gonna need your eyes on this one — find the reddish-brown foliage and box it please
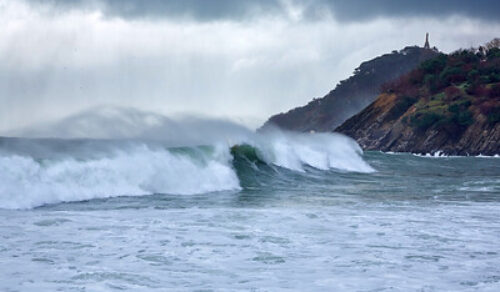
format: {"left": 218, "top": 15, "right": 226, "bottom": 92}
{"left": 479, "top": 100, "right": 499, "bottom": 115}
{"left": 444, "top": 86, "right": 461, "bottom": 100}
{"left": 381, "top": 70, "right": 423, "bottom": 98}
{"left": 490, "top": 83, "right": 500, "bottom": 98}
{"left": 467, "top": 84, "right": 490, "bottom": 97}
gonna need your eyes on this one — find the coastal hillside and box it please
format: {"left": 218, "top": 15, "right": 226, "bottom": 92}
{"left": 336, "top": 40, "right": 500, "bottom": 155}
{"left": 262, "top": 45, "right": 439, "bottom": 132}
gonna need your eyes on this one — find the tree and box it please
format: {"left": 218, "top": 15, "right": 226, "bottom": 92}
{"left": 445, "top": 86, "right": 461, "bottom": 100}
{"left": 485, "top": 38, "right": 500, "bottom": 50}
{"left": 490, "top": 84, "right": 500, "bottom": 98}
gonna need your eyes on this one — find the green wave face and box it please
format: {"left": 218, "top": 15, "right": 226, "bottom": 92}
{"left": 0, "top": 133, "right": 376, "bottom": 209}
{"left": 230, "top": 144, "right": 265, "bottom": 164}
{"left": 230, "top": 144, "right": 277, "bottom": 189}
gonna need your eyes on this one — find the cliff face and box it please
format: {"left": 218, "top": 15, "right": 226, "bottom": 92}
{"left": 337, "top": 47, "right": 500, "bottom": 155}
{"left": 262, "top": 46, "right": 439, "bottom": 132}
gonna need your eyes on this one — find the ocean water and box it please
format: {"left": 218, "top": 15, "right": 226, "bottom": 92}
{"left": 0, "top": 133, "right": 499, "bottom": 291}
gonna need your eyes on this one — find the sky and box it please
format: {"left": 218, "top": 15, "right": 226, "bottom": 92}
{"left": 1, "top": 0, "right": 499, "bottom": 133}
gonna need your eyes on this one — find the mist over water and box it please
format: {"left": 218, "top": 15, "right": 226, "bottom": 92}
{"left": 0, "top": 106, "right": 373, "bottom": 209}
{"left": 8, "top": 106, "right": 255, "bottom": 145}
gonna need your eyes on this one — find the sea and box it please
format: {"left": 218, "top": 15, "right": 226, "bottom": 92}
{"left": 0, "top": 131, "right": 499, "bottom": 291}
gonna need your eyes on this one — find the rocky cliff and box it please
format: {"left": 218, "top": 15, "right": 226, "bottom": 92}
{"left": 262, "top": 46, "right": 439, "bottom": 132}
{"left": 337, "top": 45, "right": 500, "bottom": 155}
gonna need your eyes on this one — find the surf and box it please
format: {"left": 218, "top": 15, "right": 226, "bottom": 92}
{"left": 0, "top": 131, "right": 373, "bottom": 209}
{"left": 0, "top": 107, "right": 375, "bottom": 209}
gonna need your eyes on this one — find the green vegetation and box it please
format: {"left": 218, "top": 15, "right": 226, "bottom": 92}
{"left": 410, "top": 112, "right": 446, "bottom": 131}
{"left": 381, "top": 40, "right": 500, "bottom": 133}
{"left": 386, "top": 96, "right": 417, "bottom": 120}
{"left": 410, "top": 96, "right": 474, "bottom": 133}
{"left": 488, "top": 109, "right": 500, "bottom": 124}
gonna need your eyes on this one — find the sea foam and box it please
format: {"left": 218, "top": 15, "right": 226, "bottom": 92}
{"left": 255, "top": 131, "right": 375, "bottom": 173}
{"left": 0, "top": 130, "right": 373, "bottom": 209}
{"left": 0, "top": 144, "right": 240, "bottom": 209}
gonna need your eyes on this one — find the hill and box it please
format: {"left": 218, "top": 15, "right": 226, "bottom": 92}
{"left": 262, "top": 45, "right": 439, "bottom": 132}
{"left": 336, "top": 40, "right": 500, "bottom": 155}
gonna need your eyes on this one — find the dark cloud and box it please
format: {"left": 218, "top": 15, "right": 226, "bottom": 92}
{"left": 26, "top": 0, "right": 285, "bottom": 21}
{"left": 25, "top": 0, "right": 500, "bottom": 22}
{"left": 104, "top": 0, "right": 283, "bottom": 20}
{"left": 309, "top": 0, "right": 500, "bottom": 22}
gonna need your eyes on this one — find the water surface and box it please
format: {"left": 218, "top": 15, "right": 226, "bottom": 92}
{"left": 0, "top": 143, "right": 499, "bottom": 291}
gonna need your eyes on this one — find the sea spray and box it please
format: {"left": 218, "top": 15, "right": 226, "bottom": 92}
{"left": 0, "top": 144, "right": 240, "bottom": 209}
{"left": 8, "top": 106, "right": 254, "bottom": 146}
{"left": 254, "top": 130, "right": 374, "bottom": 173}
{"left": 0, "top": 133, "right": 373, "bottom": 209}
{"left": 0, "top": 108, "right": 374, "bottom": 209}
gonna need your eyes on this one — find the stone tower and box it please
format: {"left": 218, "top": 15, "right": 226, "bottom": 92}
{"left": 424, "top": 33, "right": 430, "bottom": 49}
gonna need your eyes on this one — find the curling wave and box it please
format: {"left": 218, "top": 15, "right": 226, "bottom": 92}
{"left": 0, "top": 132, "right": 374, "bottom": 209}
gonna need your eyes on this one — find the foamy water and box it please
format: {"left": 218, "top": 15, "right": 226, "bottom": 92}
{"left": 0, "top": 132, "right": 372, "bottom": 209}
{"left": 0, "top": 136, "right": 499, "bottom": 291}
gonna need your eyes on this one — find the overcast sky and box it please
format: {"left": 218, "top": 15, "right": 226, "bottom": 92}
{"left": 1, "top": 0, "right": 499, "bottom": 132}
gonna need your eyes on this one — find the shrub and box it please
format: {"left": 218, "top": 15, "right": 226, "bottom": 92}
{"left": 447, "top": 101, "right": 474, "bottom": 127}
{"left": 479, "top": 75, "right": 490, "bottom": 84}
{"left": 420, "top": 54, "right": 447, "bottom": 74}
{"left": 489, "top": 73, "right": 500, "bottom": 83}
{"left": 490, "top": 84, "right": 500, "bottom": 98}
{"left": 424, "top": 74, "right": 440, "bottom": 93}
{"left": 487, "top": 47, "right": 500, "bottom": 59}
{"left": 460, "top": 51, "right": 479, "bottom": 63}
{"left": 410, "top": 112, "right": 446, "bottom": 131}
{"left": 480, "top": 101, "right": 500, "bottom": 124}
{"left": 485, "top": 38, "right": 500, "bottom": 51}
{"left": 387, "top": 96, "right": 418, "bottom": 120}
{"left": 439, "top": 66, "right": 466, "bottom": 85}
{"left": 408, "top": 69, "right": 424, "bottom": 85}
{"left": 465, "top": 83, "right": 476, "bottom": 95}
{"left": 459, "top": 100, "right": 472, "bottom": 108}
{"left": 455, "top": 111, "right": 474, "bottom": 126}
{"left": 444, "top": 86, "right": 461, "bottom": 100}
{"left": 488, "top": 109, "right": 500, "bottom": 124}
{"left": 467, "top": 69, "right": 479, "bottom": 82}
{"left": 467, "top": 83, "right": 489, "bottom": 96}
{"left": 448, "top": 104, "right": 460, "bottom": 113}
{"left": 479, "top": 101, "right": 497, "bottom": 115}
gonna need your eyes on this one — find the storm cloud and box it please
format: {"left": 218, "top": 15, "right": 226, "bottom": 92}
{"left": 25, "top": 0, "right": 500, "bottom": 22}
{"left": 25, "top": 0, "right": 286, "bottom": 21}
{"left": 309, "top": 0, "right": 500, "bottom": 22}
{"left": 0, "top": 0, "right": 499, "bottom": 134}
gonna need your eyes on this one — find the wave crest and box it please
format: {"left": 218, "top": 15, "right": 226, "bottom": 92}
{"left": 0, "top": 131, "right": 373, "bottom": 209}
{"left": 0, "top": 145, "right": 240, "bottom": 209}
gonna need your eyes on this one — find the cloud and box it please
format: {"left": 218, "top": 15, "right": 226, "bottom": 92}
{"left": 1, "top": 0, "right": 499, "bottom": 135}
{"left": 23, "top": 0, "right": 500, "bottom": 23}
{"left": 24, "top": 0, "right": 286, "bottom": 21}
{"left": 305, "top": 0, "right": 500, "bottom": 23}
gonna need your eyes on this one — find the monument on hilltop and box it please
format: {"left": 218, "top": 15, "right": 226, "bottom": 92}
{"left": 424, "top": 33, "right": 430, "bottom": 49}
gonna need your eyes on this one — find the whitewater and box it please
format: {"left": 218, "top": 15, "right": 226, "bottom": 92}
{"left": 0, "top": 130, "right": 372, "bottom": 210}
{"left": 0, "top": 110, "right": 499, "bottom": 291}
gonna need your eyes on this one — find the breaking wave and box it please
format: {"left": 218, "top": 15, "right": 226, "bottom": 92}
{"left": 0, "top": 131, "right": 374, "bottom": 209}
